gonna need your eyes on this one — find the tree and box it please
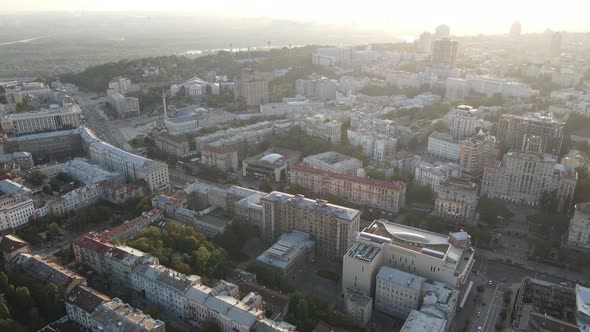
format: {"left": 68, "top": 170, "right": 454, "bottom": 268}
{"left": 30, "top": 171, "right": 47, "bottom": 186}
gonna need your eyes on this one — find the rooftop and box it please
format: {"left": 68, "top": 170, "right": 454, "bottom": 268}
{"left": 303, "top": 151, "right": 362, "bottom": 173}
{"left": 377, "top": 266, "right": 426, "bottom": 290}
{"left": 261, "top": 191, "right": 361, "bottom": 222}
{"left": 256, "top": 231, "right": 315, "bottom": 270}
{"left": 66, "top": 285, "right": 111, "bottom": 314}
{"left": 238, "top": 282, "right": 289, "bottom": 308}
{"left": 400, "top": 310, "right": 446, "bottom": 332}
{"left": 91, "top": 298, "right": 165, "bottom": 332}
{"left": 0, "top": 235, "right": 30, "bottom": 253}
{"left": 576, "top": 285, "right": 590, "bottom": 328}
{"left": 440, "top": 177, "right": 478, "bottom": 191}
{"left": 133, "top": 264, "right": 200, "bottom": 293}
{"left": 0, "top": 179, "right": 31, "bottom": 195}
{"left": 13, "top": 253, "right": 86, "bottom": 293}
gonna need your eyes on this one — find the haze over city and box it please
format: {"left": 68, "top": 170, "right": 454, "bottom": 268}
{"left": 2, "top": 2, "right": 590, "bottom": 332}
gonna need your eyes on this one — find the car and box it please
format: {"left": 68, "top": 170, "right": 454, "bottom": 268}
{"left": 478, "top": 326, "right": 482, "bottom": 331}
{"left": 488, "top": 280, "right": 493, "bottom": 286}
{"left": 560, "top": 282, "right": 569, "bottom": 287}
{"left": 476, "top": 311, "right": 481, "bottom": 318}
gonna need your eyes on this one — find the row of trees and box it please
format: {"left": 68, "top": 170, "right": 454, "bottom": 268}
{"left": 128, "top": 222, "right": 233, "bottom": 279}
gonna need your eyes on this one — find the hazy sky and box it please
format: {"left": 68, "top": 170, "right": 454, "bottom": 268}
{"left": 3, "top": 0, "right": 589, "bottom": 35}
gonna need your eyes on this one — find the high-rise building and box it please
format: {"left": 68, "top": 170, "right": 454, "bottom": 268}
{"left": 459, "top": 130, "right": 497, "bottom": 179}
{"left": 497, "top": 113, "right": 564, "bottom": 156}
{"left": 510, "top": 21, "right": 522, "bottom": 37}
{"left": 434, "top": 24, "right": 451, "bottom": 39}
{"left": 234, "top": 68, "right": 273, "bottom": 106}
{"left": 550, "top": 32, "right": 562, "bottom": 58}
{"left": 448, "top": 105, "right": 476, "bottom": 139}
{"left": 481, "top": 151, "right": 577, "bottom": 212}
{"left": 259, "top": 191, "right": 361, "bottom": 261}
{"left": 417, "top": 32, "right": 433, "bottom": 53}
{"left": 432, "top": 38, "right": 458, "bottom": 69}
{"left": 567, "top": 203, "right": 590, "bottom": 251}
{"left": 434, "top": 178, "right": 479, "bottom": 223}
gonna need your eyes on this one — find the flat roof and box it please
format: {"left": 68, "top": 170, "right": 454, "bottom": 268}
{"left": 377, "top": 266, "right": 425, "bottom": 290}
{"left": 257, "top": 231, "right": 315, "bottom": 270}
{"left": 261, "top": 191, "right": 361, "bottom": 221}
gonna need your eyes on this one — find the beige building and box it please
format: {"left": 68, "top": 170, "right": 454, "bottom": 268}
{"left": 0, "top": 99, "right": 82, "bottom": 135}
{"left": 235, "top": 68, "right": 273, "bottom": 106}
{"left": 434, "top": 178, "right": 479, "bottom": 223}
{"left": 153, "top": 131, "right": 194, "bottom": 159}
{"left": 303, "top": 115, "right": 342, "bottom": 143}
{"left": 106, "top": 91, "right": 140, "bottom": 119}
{"left": 481, "top": 151, "right": 577, "bottom": 213}
{"left": 91, "top": 297, "right": 166, "bottom": 332}
{"left": 255, "top": 231, "right": 315, "bottom": 279}
{"left": 259, "top": 191, "right": 361, "bottom": 261}
{"left": 342, "top": 220, "right": 474, "bottom": 297}
{"left": 289, "top": 163, "right": 406, "bottom": 213}
{"left": 459, "top": 130, "right": 496, "bottom": 179}
{"left": 567, "top": 203, "right": 590, "bottom": 251}
{"left": 497, "top": 113, "right": 564, "bottom": 156}
{"left": 448, "top": 105, "right": 476, "bottom": 140}
{"left": 108, "top": 77, "right": 132, "bottom": 94}
{"left": 375, "top": 266, "right": 426, "bottom": 319}
{"left": 201, "top": 144, "right": 239, "bottom": 172}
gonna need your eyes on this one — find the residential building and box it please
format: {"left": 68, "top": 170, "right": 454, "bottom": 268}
{"left": 344, "top": 288, "right": 373, "bottom": 327}
{"left": 242, "top": 148, "right": 301, "bottom": 181}
{"left": 497, "top": 113, "right": 564, "bottom": 155}
{"left": 400, "top": 310, "right": 446, "bottom": 332}
{"left": 235, "top": 68, "right": 273, "bottom": 106}
{"left": 427, "top": 132, "right": 461, "bottom": 161}
{"left": 107, "top": 91, "right": 140, "bottom": 118}
{"left": 347, "top": 129, "right": 397, "bottom": 162}
{"left": 459, "top": 130, "right": 497, "bottom": 179}
{"left": 259, "top": 191, "right": 361, "bottom": 260}
{"left": 510, "top": 21, "right": 522, "bottom": 37}
{"left": 295, "top": 78, "right": 337, "bottom": 101}
{"left": 302, "top": 151, "right": 363, "bottom": 174}
{"left": 375, "top": 266, "right": 426, "bottom": 318}
{"left": 153, "top": 131, "right": 194, "bottom": 158}
{"left": 132, "top": 264, "right": 201, "bottom": 319}
{"left": 434, "top": 178, "right": 478, "bottom": 223}
{"left": 89, "top": 141, "right": 169, "bottom": 192}
{"left": 481, "top": 151, "right": 577, "bottom": 212}
{"left": 550, "top": 32, "right": 562, "bottom": 57}
{"left": 0, "top": 152, "right": 34, "bottom": 171}
{"left": 414, "top": 162, "right": 461, "bottom": 194}
{"left": 90, "top": 297, "right": 166, "bottom": 332}
{"left": 10, "top": 253, "right": 87, "bottom": 295}
{"left": 303, "top": 115, "right": 342, "bottom": 143}
{"left": 417, "top": 32, "right": 433, "bottom": 53}
{"left": 567, "top": 203, "right": 590, "bottom": 251}
{"left": 65, "top": 285, "right": 111, "bottom": 330}
{"left": 0, "top": 99, "right": 82, "bottom": 135}
{"left": 0, "top": 235, "right": 30, "bottom": 263}
{"left": 238, "top": 282, "right": 290, "bottom": 321}
{"left": 256, "top": 231, "right": 315, "bottom": 280}
{"left": 108, "top": 77, "right": 132, "bottom": 94}
{"left": 576, "top": 285, "right": 590, "bottom": 330}
{"left": 259, "top": 98, "right": 324, "bottom": 116}
{"left": 0, "top": 194, "right": 35, "bottom": 231}
{"left": 431, "top": 39, "right": 458, "bottom": 68}
{"left": 445, "top": 78, "right": 466, "bottom": 101}
{"left": 445, "top": 76, "right": 539, "bottom": 101}
{"left": 289, "top": 163, "right": 406, "bottom": 213}
{"left": 342, "top": 220, "right": 474, "bottom": 295}
{"left": 312, "top": 47, "right": 352, "bottom": 67}
{"left": 201, "top": 144, "right": 239, "bottom": 172}
{"left": 448, "top": 106, "right": 476, "bottom": 140}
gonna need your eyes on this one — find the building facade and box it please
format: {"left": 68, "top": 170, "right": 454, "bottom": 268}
{"left": 0, "top": 100, "right": 82, "bottom": 136}
{"left": 414, "top": 162, "right": 461, "bottom": 194}
{"left": 459, "top": 131, "right": 497, "bottom": 179}
{"left": 427, "top": 132, "right": 462, "bottom": 161}
{"left": 234, "top": 69, "right": 273, "bottom": 106}
{"left": 434, "top": 178, "right": 479, "bottom": 223}
{"left": 201, "top": 145, "right": 239, "bottom": 172}
{"left": 448, "top": 106, "right": 476, "bottom": 140}
{"left": 567, "top": 203, "right": 590, "bottom": 251}
{"left": 375, "top": 266, "right": 426, "bottom": 319}
{"left": 497, "top": 113, "right": 564, "bottom": 156}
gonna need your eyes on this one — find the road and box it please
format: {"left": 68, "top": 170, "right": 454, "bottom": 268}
{"left": 76, "top": 94, "right": 121, "bottom": 147}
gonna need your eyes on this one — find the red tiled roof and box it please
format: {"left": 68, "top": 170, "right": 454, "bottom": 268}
{"left": 96, "top": 209, "right": 160, "bottom": 242}
{"left": 291, "top": 163, "right": 406, "bottom": 191}
{"left": 73, "top": 235, "right": 112, "bottom": 254}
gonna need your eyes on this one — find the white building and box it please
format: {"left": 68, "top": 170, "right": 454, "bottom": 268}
{"left": 108, "top": 77, "right": 132, "bottom": 94}
{"left": 567, "top": 203, "right": 590, "bottom": 251}
{"left": 427, "top": 132, "right": 462, "bottom": 161}
{"left": 400, "top": 310, "right": 446, "bottom": 332}
{"left": 434, "top": 178, "right": 479, "bottom": 223}
{"left": 445, "top": 76, "right": 539, "bottom": 101}
{"left": 295, "top": 78, "right": 337, "bottom": 101}
{"left": 0, "top": 194, "right": 35, "bottom": 231}
{"left": 303, "top": 115, "right": 342, "bottom": 143}
{"left": 414, "top": 162, "right": 461, "bottom": 194}
{"left": 344, "top": 288, "right": 373, "bottom": 327}
{"left": 106, "top": 91, "right": 140, "bottom": 119}
{"left": 448, "top": 106, "right": 477, "bottom": 140}
{"left": 256, "top": 231, "right": 315, "bottom": 279}
{"left": 312, "top": 47, "right": 352, "bottom": 67}
{"left": 0, "top": 99, "right": 82, "bottom": 135}
{"left": 375, "top": 266, "right": 426, "bottom": 318}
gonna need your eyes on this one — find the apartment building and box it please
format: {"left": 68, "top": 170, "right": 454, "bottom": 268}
{"left": 432, "top": 38, "right": 458, "bottom": 68}
{"left": 201, "top": 144, "right": 239, "bottom": 172}
{"left": 289, "top": 163, "right": 406, "bottom": 213}
{"left": 153, "top": 131, "right": 194, "bottom": 159}
{"left": 434, "top": 178, "right": 479, "bottom": 223}
{"left": 259, "top": 191, "right": 361, "bottom": 261}
{"left": 0, "top": 194, "right": 35, "bottom": 231}
{"left": 567, "top": 203, "right": 590, "bottom": 251}
{"left": 234, "top": 68, "right": 273, "bottom": 106}
{"left": 295, "top": 78, "right": 337, "bottom": 101}
{"left": 459, "top": 131, "right": 497, "bottom": 179}
{"left": 108, "top": 77, "right": 132, "bottom": 94}
{"left": 89, "top": 141, "right": 169, "bottom": 192}
{"left": 481, "top": 151, "right": 577, "bottom": 212}
{"left": 375, "top": 266, "right": 426, "bottom": 319}
{"left": 427, "top": 132, "right": 462, "bottom": 161}
{"left": 91, "top": 297, "right": 166, "bottom": 332}
{"left": 342, "top": 220, "right": 474, "bottom": 296}
{"left": 0, "top": 100, "right": 82, "bottom": 135}
{"left": 65, "top": 285, "right": 112, "bottom": 330}
{"left": 414, "top": 162, "right": 461, "bottom": 194}
{"left": 303, "top": 115, "right": 342, "bottom": 143}
{"left": 312, "top": 47, "right": 352, "bottom": 67}
{"left": 497, "top": 113, "right": 564, "bottom": 156}
{"left": 448, "top": 106, "right": 476, "bottom": 140}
